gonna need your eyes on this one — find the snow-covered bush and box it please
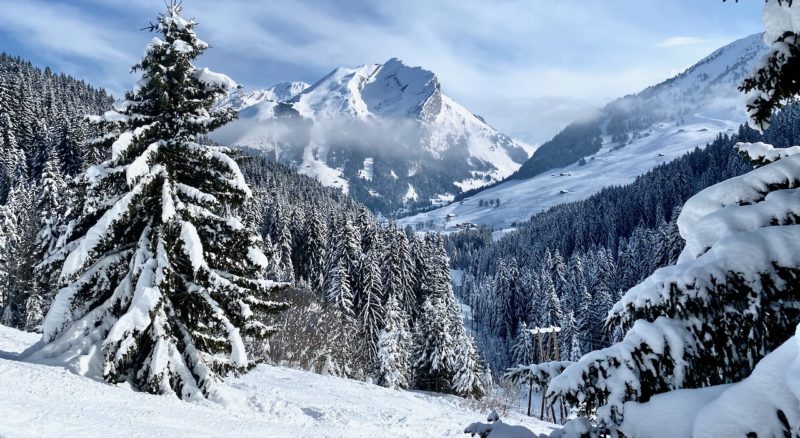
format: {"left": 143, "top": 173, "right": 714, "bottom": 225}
{"left": 464, "top": 410, "right": 539, "bottom": 438}
{"left": 505, "top": 361, "right": 574, "bottom": 393}
{"left": 470, "top": 376, "right": 524, "bottom": 420}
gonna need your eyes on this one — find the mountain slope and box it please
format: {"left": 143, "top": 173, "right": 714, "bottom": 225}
{"left": 0, "top": 325, "right": 555, "bottom": 437}
{"left": 512, "top": 32, "right": 767, "bottom": 181}
{"left": 211, "top": 58, "right": 533, "bottom": 215}
{"left": 401, "top": 33, "right": 768, "bottom": 232}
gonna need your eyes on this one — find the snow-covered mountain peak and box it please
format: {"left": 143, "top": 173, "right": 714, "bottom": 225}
{"left": 211, "top": 58, "right": 532, "bottom": 214}
{"left": 269, "top": 81, "right": 311, "bottom": 101}
{"left": 218, "top": 81, "right": 310, "bottom": 111}
{"left": 361, "top": 58, "right": 441, "bottom": 121}
{"left": 291, "top": 58, "right": 443, "bottom": 123}
{"left": 291, "top": 63, "right": 381, "bottom": 120}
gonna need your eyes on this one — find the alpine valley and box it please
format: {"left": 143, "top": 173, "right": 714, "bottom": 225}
{"left": 3, "top": 2, "right": 800, "bottom": 437}
{"left": 400, "top": 32, "right": 769, "bottom": 232}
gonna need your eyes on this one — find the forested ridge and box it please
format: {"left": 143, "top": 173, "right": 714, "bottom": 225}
{"left": 0, "top": 20, "right": 485, "bottom": 399}
{"left": 448, "top": 103, "right": 800, "bottom": 371}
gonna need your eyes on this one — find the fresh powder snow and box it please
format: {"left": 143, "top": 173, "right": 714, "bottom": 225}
{"left": 0, "top": 325, "right": 556, "bottom": 438}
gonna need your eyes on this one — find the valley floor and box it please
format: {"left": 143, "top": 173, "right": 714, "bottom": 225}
{"left": 0, "top": 325, "right": 555, "bottom": 437}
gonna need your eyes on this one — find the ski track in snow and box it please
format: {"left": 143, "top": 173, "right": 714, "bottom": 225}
{"left": 0, "top": 325, "right": 555, "bottom": 437}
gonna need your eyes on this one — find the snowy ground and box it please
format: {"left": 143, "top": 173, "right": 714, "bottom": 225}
{"left": 399, "top": 113, "right": 740, "bottom": 233}
{"left": 0, "top": 325, "right": 555, "bottom": 437}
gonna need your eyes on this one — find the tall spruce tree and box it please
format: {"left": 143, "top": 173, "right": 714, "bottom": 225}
{"left": 382, "top": 225, "right": 414, "bottom": 318}
{"left": 510, "top": 322, "right": 534, "bottom": 366}
{"left": 274, "top": 220, "right": 295, "bottom": 283}
{"left": 376, "top": 292, "right": 411, "bottom": 389}
{"left": 451, "top": 333, "right": 485, "bottom": 399}
{"left": 24, "top": 4, "right": 285, "bottom": 400}
{"left": 24, "top": 148, "right": 66, "bottom": 331}
{"left": 55, "top": 120, "right": 86, "bottom": 176}
{"left": 298, "top": 211, "right": 326, "bottom": 295}
{"left": 413, "top": 295, "right": 454, "bottom": 392}
{"left": 0, "top": 112, "right": 26, "bottom": 202}
{"left": 355, "top": 249, "right": 384, "bottom": 370}
{"left": 325, "top": 257, "right": 355, "bottom": 319}
{"left": 0, "top": 184, "right": 36, "bottom": 327}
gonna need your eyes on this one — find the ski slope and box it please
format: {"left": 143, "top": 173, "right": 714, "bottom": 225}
{"left": 399, "top": 113, "right": 739, "bottom": 233}
{"left": 0, "top": 325, "right": 555, "bottom": 437}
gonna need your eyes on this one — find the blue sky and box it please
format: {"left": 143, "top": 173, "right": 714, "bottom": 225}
{"left": 0, "top": 0, "right": 764, "bottom": 143}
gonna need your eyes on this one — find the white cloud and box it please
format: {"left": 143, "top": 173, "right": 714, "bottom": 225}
{"left": 0, "top": 0, "right": 141, "bottom": 95}
{"left": 656, "top": 36, "right": 708, "bottom": 47}
{"left": 0, "top": 0, "right": 761, "bottom": 142}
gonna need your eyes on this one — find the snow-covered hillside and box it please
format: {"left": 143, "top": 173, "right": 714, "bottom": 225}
{"left": 0, "top": 325, "right": 554, "bottom": 437}
{"left": 401, "top": 33, "right": 768, "bottom": 232}
{"left": 211, "top": 58, "right": 533, "bottom": 214}
{"left": 399, "top": 114, "right": 738, "bottom": 233}
{"left": 630, "top": 31, "right": 767, "bottom": 118}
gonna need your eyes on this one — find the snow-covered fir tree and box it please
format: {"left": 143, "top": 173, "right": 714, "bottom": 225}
{"left": 411, "top": 234, "right": 484, "bottom": 397}
{"left": 24, "top": 149, "right": 66, "bottom": 331}
{"left": 539, "top": 275, "right": 562, "bottom": 328}
{"left": 376, "top": 292, "right": 412, "bottom": 389}
{"left": 23, "top": 4, "right": 286, "bottom": 400}
{"left": 569, "top": 335, "right": 582, "bottom": 362}
{"left": 274, "top": 220, "right": 295, "bottom": 283}
{"left": 0, "top": 112, "right": 26, "bottom": 202}
{"left": 54, "top": 120, "right": 86, "bottom": 177}
{"left": 413, "top": 295, "right": 454, "bottom": 393}
{"left": 325, "top": 257, "right": 355, "bottom": 319}
{"left": 357, "top": 206, "right": 377, "bottom": 255}
{"left": 451, "top": 333, "right": 485, "bottom": 399}
{"left": 382, "top": 225, "right": 414, "bottom": 318}
{"left": 355, "top": 249, "right": 384, "bottom": 370}
{"left": 558, "top": 311, "right": 576, "bottom": 361}
{"left": 298, "top": 211, "right": 327, "bottom": 294}
{"left": 510, "top": 322, "right": 534, "bottom": 366}
{"left": 575, "top": 289, "right": 594, "bottom": 354}
{"left": 0, "top": 185, "right": 36, "bottom": 327}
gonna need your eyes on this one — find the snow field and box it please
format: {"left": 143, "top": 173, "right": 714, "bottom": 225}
{"left": 0, "top": 325, "right": 555, "bottom": 438}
